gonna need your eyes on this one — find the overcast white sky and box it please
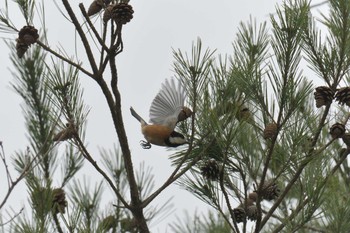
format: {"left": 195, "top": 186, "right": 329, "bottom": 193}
{"left": 0, "top": 0, "right": 327, "bottom": 232}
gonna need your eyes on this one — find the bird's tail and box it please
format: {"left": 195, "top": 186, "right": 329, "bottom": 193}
{"left": 130, "top": 107, "right": 147, "bottom": 125}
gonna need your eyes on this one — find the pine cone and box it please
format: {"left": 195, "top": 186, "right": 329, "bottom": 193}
{"left": 238, "top": 106, "right": 251, "bottom": 121}
{"left": 16, "top": 26, "right": 39, "bottom": 58}
{"left": 16, "top": 40, "right": 29, "bottom": 58}
{"left": 200, "top": 159, "right": 220, "bottom": 181}
{"left": 248, "top": 191, "right": 258, "bottom": 202}
{"left": 335, "top": 87, "right": 350, "bottom": 107}
{"left": 260, "top": 179, "right": 280, "bottom": 201}
{"left": 330, "top": 122, "right": 345, "bottom": 139}
{"left": 111, "top": 3, "right": 134, "bottom": 25}
{"left": 231, "top": 207, "right": 246, "bottom": 223}
{"left": 103, "top": 4, "right": 115, "bottom": 23}
{"left": 263, "top": 123, "right": 278, "bottom": 139}
{"left": 18, "top": 26, "right": 39, "bottom": 45}
{"left": 342, "top": 133, "right": 350, "bottom": 148}
{"left": 87, "top": 0, "right": 105, "bottom": 16}
{"left": 246, "top": 205, "right": 258, "bottom": 221}
{"left": 53, "top": 123, "right": 76, "bottom": 141}
{"left": 314, "top": 86, "right": 334, "bottom": 108}
{"left": 52, "top": 188, "right": 67, "bottom": 214}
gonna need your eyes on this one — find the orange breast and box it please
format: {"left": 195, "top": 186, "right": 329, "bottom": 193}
{"left": 142, "top": 125, "right": 172, "bottom": 146}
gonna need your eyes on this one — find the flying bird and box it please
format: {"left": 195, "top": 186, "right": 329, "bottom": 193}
{"left": 130, "top": 78, "right": 193, "bottom": 149}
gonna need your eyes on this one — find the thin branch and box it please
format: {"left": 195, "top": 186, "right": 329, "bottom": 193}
{"left": 52, "top": 213, "right": 64, "bottom": 233}
{"left": 141, "top": 140, "right": 209, "bottom": 208}
{"left": 0, "top": 142, "right": 12, "bottom": 186}
{"left": 272, "top": 148, "right": 350, "bottom": 233}
{"left": 0, "top": 207, "right": 24, "bottom": 226}
{"left": 108, "top": 55, "right": 139, "bottom": 204}
{"left": 254, "top": 128, "right": 279, "bottom": 230}
{"left": 257, "top": 104, "right": 332, "bottom": 231}
{"left": 220, "top": 164, "right": 239, "bottom": 233}
{"left": 78, "top": 3, "right": 109, "bottom": 53}
{"left": 0, "top": 161, "right": 30, "bottom": 209}
{"left": 99, "top": 23, "right": 108, "bottom": 75}
{"left": 310, "top": 1, "right": 328, "bottom": 9}
{"left": 72, "top": 135, "right": 130, "bottom": 209}
{"left": 36, "top": 40, "right": 93, "bottom": 78}
{"left": 61, "top": 0, "right": 99, "bottom": 76}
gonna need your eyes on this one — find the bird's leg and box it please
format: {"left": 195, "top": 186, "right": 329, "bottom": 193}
{"left": 140, "top": 140, "right": 152, "bottom": 149}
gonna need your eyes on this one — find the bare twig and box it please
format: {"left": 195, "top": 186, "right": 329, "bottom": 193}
{"left": 310, "top": 1, "right": 328, "bottom": 9}
{"left": 0, "top": 144, "right": 37, "bottom": 210}
{"left": 72, "top": 135, "right": 130, "bottom": 208}
{"left": 52, "top": 213, "right": 64, "bottom": 233}
{"left": 0, "top": 142, "right": 12, "bottom": 186}
{"left": 98, "top": 23, "right": 108, "bottom": 75}
{"left": 108, "top": 49, "right": 150, "bottom": 232}
{"left": 219, "top": 146, "right": 240, "bottom": 233}
{"left": 61, "top": 0, "right": 99, "bottom": 77}
{"left": 0, "top": 207, "right": 24, "bottom": 226}
{"left": 78, "top": 3, "right": 109, "bottom": 53}
{"left": 36, "top": 40, "right": 93, "bottom": 78}
{"left": 141, "top": 139, "right": 209, "bottom": 208}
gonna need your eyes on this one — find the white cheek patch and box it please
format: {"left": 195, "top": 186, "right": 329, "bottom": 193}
{"left": 169, "top": 137, "right": 187, "bottom": 145}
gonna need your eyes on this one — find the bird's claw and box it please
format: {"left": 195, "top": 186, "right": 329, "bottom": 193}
{"left": 140, "top": 140, "right": 151, "bottom": 149}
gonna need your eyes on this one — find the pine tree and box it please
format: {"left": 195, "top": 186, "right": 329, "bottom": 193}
{"left": 1, "top": 0, "right": 350, "bottom": 233}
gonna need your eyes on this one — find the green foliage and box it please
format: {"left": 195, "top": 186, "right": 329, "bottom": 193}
{"left": 170, "top": 211, "right": 232, "bottom": 233}
{"left": 168, "top": 0, "right": 350, "bottom": 232}
{"left": 3, "top": 0, "right": 350, "bottom": 232}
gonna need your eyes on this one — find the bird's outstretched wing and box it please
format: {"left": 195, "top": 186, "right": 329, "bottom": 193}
{"left": 149, "top": 78, "right": 186, "bottom": 129}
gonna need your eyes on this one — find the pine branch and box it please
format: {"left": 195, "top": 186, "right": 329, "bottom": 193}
{"left": 141, "top": 141, "right": 208, "bottom": 208}
{"left": 0, "top": 144, "right": 30, "bottom": 210}
{"left": 72, "top": 135, "right": 130, "bottom": 209}
{"left": 53, "top": 213, "right": 64, "bottom": 233}
{"left": 257, "top": 105, "right": 332, "bottom": 232}
{"left": 61, "top": 0, "right": 99, "bottom": 76}
{"left": 36, "top": 40, "right": 93, "bottom": 78}
{"left": 107, "top": 52, "right": 149, "bottom": 231}
{"left": 272, "top": 148, "right": 350, "bottom": 232}
{"left": 219, "top": 162, "right": 239, "bottom": 233}
{"left": 78, "top": 3, "right": 109, "bottom": 53}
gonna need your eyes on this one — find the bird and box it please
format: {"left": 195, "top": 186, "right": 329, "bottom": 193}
{"left": 130, "top": 78, "right": 193, "bottom": 149}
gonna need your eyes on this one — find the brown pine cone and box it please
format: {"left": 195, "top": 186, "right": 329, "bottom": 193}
{"left": 52, "top": 188, "right": 67, "bottom": 214}
{"left": 246, "top": 205, "right": 258, "bottom": 221}
{"left": 248, "top": 191, "right": 258, "bottom": 202}
{"left": 314, "top": 86, "right": 334, "bottom": 108}
{"left": 16, "top": 39, "right": 29, "bottom": 58}
{"left": 18, "top": 25, "right": 39, "bottom": 45}
{"left": 260, "top": 179, "right": 280, "bottom": 201}
{"left": 53, "top": 123, "right": 76, "bottom": 141}
{"left": 103, "top": 4, "right": 115, "bottom": 23}
{"left": 263, "top": 123, "right": 278, "bottom": 139}
{"left": 200, "top": 159, "right": 220, "bottom": 181}
{"left": 330, "top": 122, "right": 346, "bottom": 139}
{"left": 16, "top": 25, "right": 39, "bottom": 58}
{"left": 87, "top": 0, "right": 105, "bottom": 16}
{"left": 111, "top": 3, "right": 134, "bottom": 25}
{"left": 335, "top": 87, "right": 350, "bottom": 107}
{"left": 231, "top": 207, "right": 246, "bottom": 223}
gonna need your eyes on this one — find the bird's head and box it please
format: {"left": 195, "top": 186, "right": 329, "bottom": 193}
{"left": 178, "top": 107, "right": 193, "bottom": 122}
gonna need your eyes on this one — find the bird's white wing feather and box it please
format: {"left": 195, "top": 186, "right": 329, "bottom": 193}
{"left": 149, "top": 78, "right": 186, "bottom": 128}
